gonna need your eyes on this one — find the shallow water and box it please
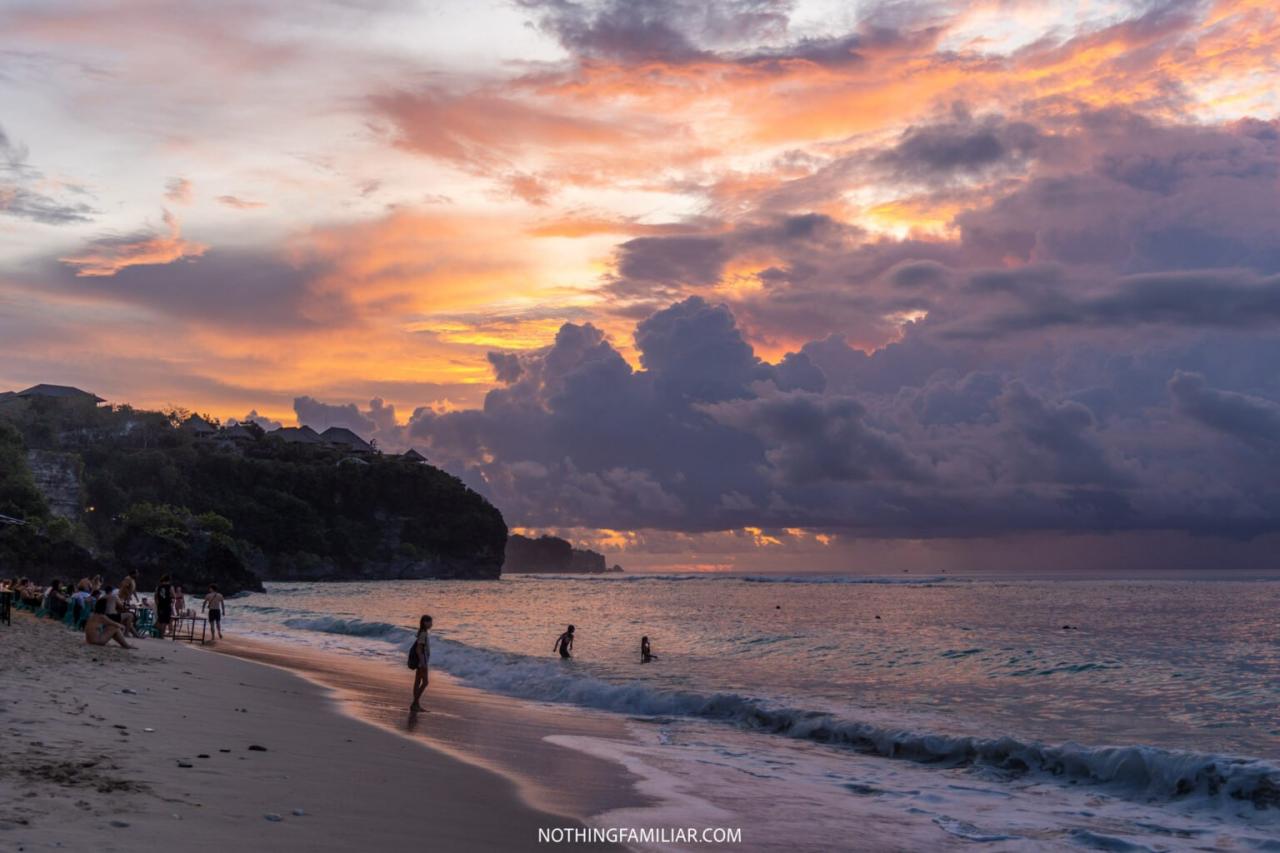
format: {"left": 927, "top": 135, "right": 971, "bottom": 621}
{"left": 226, "top": 573, "right": 1280, "bottom": 849}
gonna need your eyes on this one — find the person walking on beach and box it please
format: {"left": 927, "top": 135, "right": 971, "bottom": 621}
{"left": 202, "top": 584, "right": 225, "bottom": 640}
{"left": 409, "top": 614, "right": 432, "bottom": 712}
{"left": 554, "top": 625, "right": 574, "bottom": 659}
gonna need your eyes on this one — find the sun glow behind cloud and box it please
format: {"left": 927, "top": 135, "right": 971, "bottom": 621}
{"left": 2, "top": 0, "right": 1279, "bottom": 570}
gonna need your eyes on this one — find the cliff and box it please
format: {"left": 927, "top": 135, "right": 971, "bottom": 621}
{"left": 0, "top": 395, "right": 507, "bottom": 591}
{"left": 503, "top": 534, "right": 622, "bottom": 574}
{"left": 25, "top": 450, "right": 82, "bottom": 520}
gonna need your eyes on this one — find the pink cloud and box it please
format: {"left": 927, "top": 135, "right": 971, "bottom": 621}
{"left": 60, "top": 209, "right": 207, "bottom": 277}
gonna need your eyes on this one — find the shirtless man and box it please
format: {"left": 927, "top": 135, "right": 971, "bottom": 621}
{"left": 202, "top": 584, "right": 225, "bottom": 640}
{"left": 102, "top": 585, "right": 140, "bottom": 638}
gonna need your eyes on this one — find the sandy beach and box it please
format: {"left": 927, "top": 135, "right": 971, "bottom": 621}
{"left": 0, "top": 611, "right": 619, "bottom": 852}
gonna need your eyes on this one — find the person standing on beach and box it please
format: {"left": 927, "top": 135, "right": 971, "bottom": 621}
{"left": 154, "top": 575, "right": 173, "bottom": 638}
{"left": 202, "top": 584, "right": 225, "bottom": 640}
{"left": 410, "top": 614, "right": 432, "bottom": 712}
{"left": 118, "top": 570, "right": 138, "bottom": 606}
{"left": 554, "top": 625, "right": 574, "bottom": 659}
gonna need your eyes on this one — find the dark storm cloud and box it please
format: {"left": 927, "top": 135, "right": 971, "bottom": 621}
{"left": 947, "top": 270, "right": 1280, "bottom": 339}
{"left": 283, "top": 107, "right": 1280, "bottom": 547}
{"left": 956, "top": 113, "right": 1280, "bottom": 272}
{"left": 613, "top": 235, "right": 728, "bottom": 292}
{"left": 35, "top": 248, "right": 354, "bottom": 331}
{"left": 705, "top": 390, "right": 930, "bottom": 485}
{"left": 487, "top": 351, "right": 524, "bottom": 384}
{"left": 1168, "top": 371, "right": 1280, "bottom": 452}
{"left": 599, "top": 113, "right": 1280, "bottom": 354}
{"left": 0, "top": 124, "right": 94, "bottom": 224}
{"left": 391, "top": 295, "right": 1280, "bottom": 540}
{"left": 876, "top": 111, "right": 1042, "bottom": 182}
{"left": 519, "top": 0, "right": 791, "bottom": 64}
{"left": 634, "top": 296, "right": 772, "bottom": 402}
{"left": 995, "top": 382, "right": 1127, "bottom": 487}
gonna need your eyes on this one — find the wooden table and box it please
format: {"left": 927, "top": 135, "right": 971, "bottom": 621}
{"left": 169, "top": 614, "right": 208, "bottom": 644}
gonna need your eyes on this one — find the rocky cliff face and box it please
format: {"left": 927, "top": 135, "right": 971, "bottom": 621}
{"left": 115, "top": 526, "right": 265, "bottom": 597}
{"left": 503, "top": 533, "right": 621, "bottom": 574}
{"left": 25, "top": 450, "right": 82, "bottom": 520}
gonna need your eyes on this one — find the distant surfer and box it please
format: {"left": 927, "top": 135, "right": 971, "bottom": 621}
{"left": 640, "top": 635, "right": 655, "bottom": 663}
{"left": 554, "top": 624, "right": 574, "bottom": 659}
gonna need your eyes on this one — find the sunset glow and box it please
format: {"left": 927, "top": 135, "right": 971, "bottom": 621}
{"left": 3, "top": 0, "right": 1279, "bottom": 570}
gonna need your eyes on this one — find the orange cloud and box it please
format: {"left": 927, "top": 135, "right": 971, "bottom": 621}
{"left": 60, "top": 209, "right": 207, "bottom": 277}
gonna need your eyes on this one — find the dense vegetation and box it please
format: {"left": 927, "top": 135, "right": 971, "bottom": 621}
{"left": 0, "top": 395, "right": 507, "bottom": 592}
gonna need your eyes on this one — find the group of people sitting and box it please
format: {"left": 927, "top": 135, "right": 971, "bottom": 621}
{"left": 3, "top": 572, "right": 226, "bottom": 648}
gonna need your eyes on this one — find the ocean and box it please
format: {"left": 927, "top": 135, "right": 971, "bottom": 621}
{"left": 228, "top": 572, "right": 1280, "bottom": 850}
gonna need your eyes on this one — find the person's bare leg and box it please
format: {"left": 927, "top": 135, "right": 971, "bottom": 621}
{"left": 411, "top": 670, "right": 426, "bottom": 710}
{"left": 110, "top": 627, "right": 133, "bottom": 649}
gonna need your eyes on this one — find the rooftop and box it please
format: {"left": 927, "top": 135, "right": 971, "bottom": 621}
{"left": 321, "top": 426, "right": 375, "bottom": 453}
{"left": 16, "top": 384, "right": 105, "bottom": 403}
{"left": 269, "top": 425, "right": 325, "bottom": 445}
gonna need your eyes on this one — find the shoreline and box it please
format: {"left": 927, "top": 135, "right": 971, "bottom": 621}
{"left": 208, "top": 634, "right": 653, "bottom": 822}
{"left": 0, "top": 612, "right": 620, "bottom": 852}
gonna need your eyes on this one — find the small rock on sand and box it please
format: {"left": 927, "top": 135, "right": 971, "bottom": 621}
{"left": 110, "top": 820, "right": 129, "bottom": 828}
{"left": 248, "top": 744, "right": 267, "bottom": 751}
{"left": 292, "top": 808, "right": 306, "bottom": 816}
{"left": 264, "top": 813, "right": 283, "bottom": 822}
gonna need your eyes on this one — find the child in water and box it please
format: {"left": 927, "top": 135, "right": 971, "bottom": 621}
{"left": 641, "top": 636, "right": 654, "bottom": 663}
{"left": 554, "top": 625, "right": 574, "bottom": 658}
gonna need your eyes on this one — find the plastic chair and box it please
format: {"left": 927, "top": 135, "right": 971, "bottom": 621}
{"left": 135, "top": 608, "right": 155, "bottom": 637}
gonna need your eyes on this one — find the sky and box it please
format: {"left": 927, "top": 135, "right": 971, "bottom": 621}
{"left": 2, "top": 0, "right": 1279, "bottom": 572}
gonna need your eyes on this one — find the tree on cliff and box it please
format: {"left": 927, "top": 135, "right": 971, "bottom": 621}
{"left": 0, "top": 399, "right": 508, "bottom": 587}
